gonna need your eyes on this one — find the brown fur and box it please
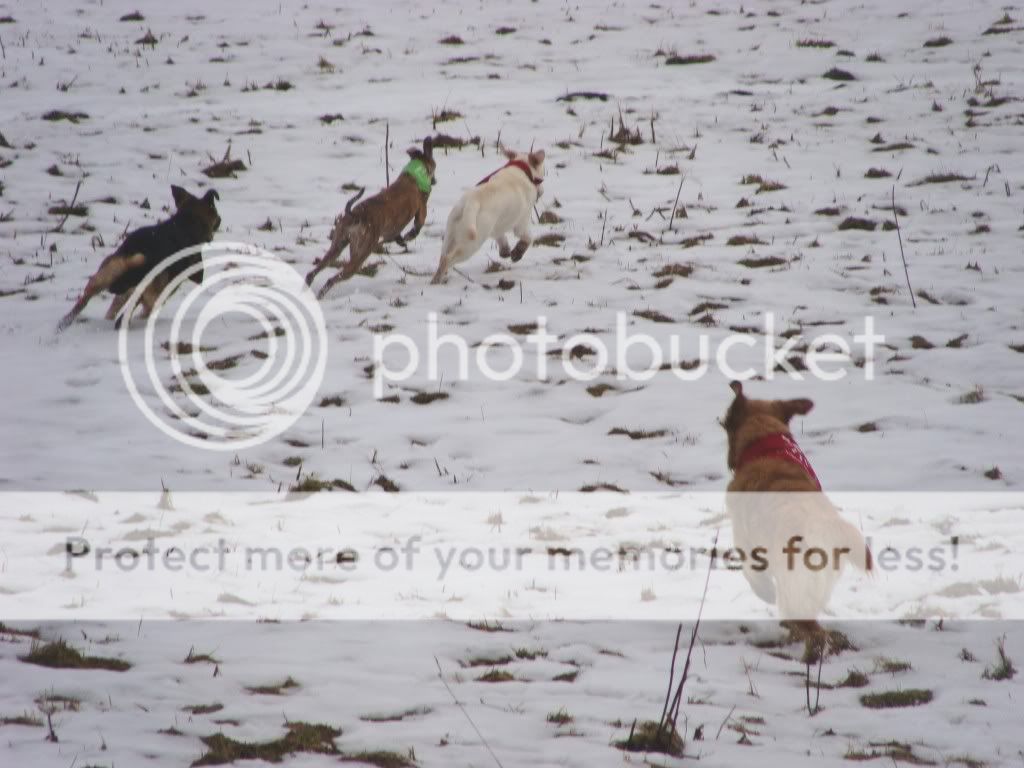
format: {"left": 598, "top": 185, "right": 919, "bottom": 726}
{"left": 723, "top": 381, "right": 871, "bottom": 642}
{"left": 306, "top": 137, "right": 436, "bottom": 299}
{"left": 57, "top": 186, "right": 220, "bottom": 331}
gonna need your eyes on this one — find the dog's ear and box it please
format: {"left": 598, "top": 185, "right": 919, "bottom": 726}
{"left": 722, "top": 380, "right": 747, "bottom": 435}
{"left": 203, "top": 189, "right": 220, "bottom": 204}
{"left": 528, "top": 149, "right": 545, "bottom": 166}
{"left": 502, "top": 147, "right": 518, "bottom": 161}
{"left": 778, "top": 398, "right": 814, "bottom": 423}
{"left": 423, "top": 136, "right": 433, "bottom": 159}
{"left": 406, "top": 147, "right": 422, "bottom": 161}
{"left": 170, "top": 185, "right": 193, "bottom": 209}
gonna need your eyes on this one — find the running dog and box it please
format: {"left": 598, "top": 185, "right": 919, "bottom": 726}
{"left": 722, "top": 381, "right": 872, "bottom": 646}
{"left": 306, "top": 137, "right": 436, "bottom": 299}
{"left": 431, "top": 148, "right": 545, "bottom": 284}
{"left": 57, "top": 185, "right": 220, "bottom": 331}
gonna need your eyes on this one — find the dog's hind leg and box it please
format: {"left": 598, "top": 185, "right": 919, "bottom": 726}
{"left": 316, "top": 228, "right": 374, "bottom": 300}
{"left": 305, "top": 223, "right": 350, "bottom": 286}
{"left": 57, "top": 252, "right": 142, "bottom": 332}
{"left": 431, "top": 244, "right": 458, "bottom": 284}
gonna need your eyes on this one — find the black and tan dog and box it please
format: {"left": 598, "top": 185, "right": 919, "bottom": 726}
{"left": 722, "top": 381, "right": 871, "bottom": 646}
{"left": 57, "top": 185, "right": 220, "bottom": 331}
{"left": 305, "top": 137, "right": 436, "bottom": 299}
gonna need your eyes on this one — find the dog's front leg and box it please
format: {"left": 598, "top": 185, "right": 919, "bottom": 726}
{"left": 105, "top": 291, "right": 130, "bottom": 321}
{"left": 495, "top": 235, "right": 512, "bottom": 259}
{"left": 509, "top": 222, "right": 532, "bottom": 263}
{"left": 399, "top": 202, "right": 428, "bottom": 246}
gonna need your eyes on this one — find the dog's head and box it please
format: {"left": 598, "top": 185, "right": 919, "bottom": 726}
{"left": 171, "top": 185, "right": 222, "bottom": 240}
{"left": 503, "top": 147, "right": 545, "bottom": 194}
{"left": 170, "top": 186, "right": 220, "bottom": 284}
{"left": 722, "top": 380, "right": 814, "bottom": 469}
{"left": 407, "top": 137, "right": 437, "bottom": 190}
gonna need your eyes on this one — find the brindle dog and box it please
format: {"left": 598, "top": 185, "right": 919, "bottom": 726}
{"left": 306, "top": 137, "right": 436, "bottom": 299}
{"left": 57, "top": 185, "right": 220, "bottom": 331}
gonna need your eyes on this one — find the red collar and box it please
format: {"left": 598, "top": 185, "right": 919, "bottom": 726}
{"left": 477, "top": 159, "right": 542, "bottom": 187}
{"left": 736, "top": 432, "right": 821, "bottom": 490}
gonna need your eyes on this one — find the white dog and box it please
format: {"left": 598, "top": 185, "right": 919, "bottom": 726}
{"left": 431, "top": 148, "right": 546, "bottom": 284}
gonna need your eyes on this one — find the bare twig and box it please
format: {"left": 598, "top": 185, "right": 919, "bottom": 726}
{"left": 661, "top": 530, "right": 718, "bottom": 740}
{"left": 383, "top": 252, "right": 432, "bottom": 278}
{"left": 715, "top": 705, "right": 736, "bottom": 740}
{"left": 384, "top": 122, "right": 390, "bottom": 187}
{"left": 890, "top": 186, "right": 916, "bottom": 308}
{"left": 669, "top": 173, "right": 686, "bottom": 231}
{"left": 434, "top": 656, "right": 504, "bottom": 768}
{"left": 452, "top": 266, "right": 478, "bottom": 284}
{"left": 804, "top": 650, "right": 825, "bottom": 716}
{"left": 44, "top": 709, "right": 58, "bottom": 742}
{"left": 53, "top": 180, "right": 83, "bottom": 233}
{"left": 658, "top": 624, "right": 683, "bottom": 726}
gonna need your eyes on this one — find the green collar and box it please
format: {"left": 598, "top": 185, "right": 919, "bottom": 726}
{"left": 402, "top": 159, "right": 432, "bottom": 195}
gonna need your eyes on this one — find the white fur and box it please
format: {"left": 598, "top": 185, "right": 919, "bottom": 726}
{"left": 431, "top": 149, "right": 545, "bottom": 283}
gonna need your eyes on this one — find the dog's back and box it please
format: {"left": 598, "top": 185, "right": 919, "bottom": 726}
{"left": 109, "top": 215, "right": 207, "bottom": 294}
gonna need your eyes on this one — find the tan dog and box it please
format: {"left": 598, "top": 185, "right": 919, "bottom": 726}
{"left": 430, "top": 148, "right": 545, "bottom": 284}
{"left": 722, "top": 381, "right": 871, "bottom": 643}
{"left": 57, "top": 186, "right": 220, "bottom": 331}
{"left": 306, "top": 137, "right": 436, "bottom": 299}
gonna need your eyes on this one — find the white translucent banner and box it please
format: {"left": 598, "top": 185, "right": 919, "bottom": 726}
{"left": 0, "top": 492, "right": 1019, "bottom": 621}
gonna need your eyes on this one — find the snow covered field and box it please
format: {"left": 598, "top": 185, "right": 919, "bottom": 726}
{"left": 1, "top": 0, "right": 1023, "bottom": 765}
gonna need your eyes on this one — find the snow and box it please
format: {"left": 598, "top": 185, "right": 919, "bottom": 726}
{"left": 1, "top": 0, "right": 1023, "bottom": 765}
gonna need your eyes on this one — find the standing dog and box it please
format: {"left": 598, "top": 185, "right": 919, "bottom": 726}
{"left": 57, "top": 185, "right": 220, "bottom": 331}
{"left": 306, "top": 137, "right": 436, "bottom": 299}
{"left": 430, "top": 148, "right": 545, "bottom": 284}
{"left": 722, "top": 381, "right": 871, "bottom": 644}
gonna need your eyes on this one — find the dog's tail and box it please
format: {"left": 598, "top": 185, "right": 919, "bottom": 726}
{"left": 840, "top": 519, "right": 873, "bottom": 572}
{"left": 344, "top": 187, "right": 366, "bottom": 215}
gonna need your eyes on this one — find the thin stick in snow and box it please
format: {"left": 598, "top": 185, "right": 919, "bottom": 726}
{"left": 661, "top": 530, "right": 718, "bottom": 740}
{"left": 384, "top": 122, "right": 390, "bottom": 187}
{"left": 891, "top": 186, "right": 916, "bottom": 309}
{"left": 658, "top": 624, "right": 683, "bottom": 726}
{"left": 669, "top": 173, "right": 686, "bottom": 231}
{"left": 53, "top": 179, "right": 83, "bottom": 233}
{"left": 434, "top": 656, "right": 505, "bottom": 768}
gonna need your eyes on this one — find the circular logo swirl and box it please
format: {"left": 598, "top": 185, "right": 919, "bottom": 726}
{"left": 117, "top": 242, "right": 327, "bottom": 450}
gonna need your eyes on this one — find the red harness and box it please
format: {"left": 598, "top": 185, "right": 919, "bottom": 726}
{"left": 477, "top": 159, "right": 542, "bottom": 187}
{"left": 737, "top": 432, "right": 822, "bottom": 490}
